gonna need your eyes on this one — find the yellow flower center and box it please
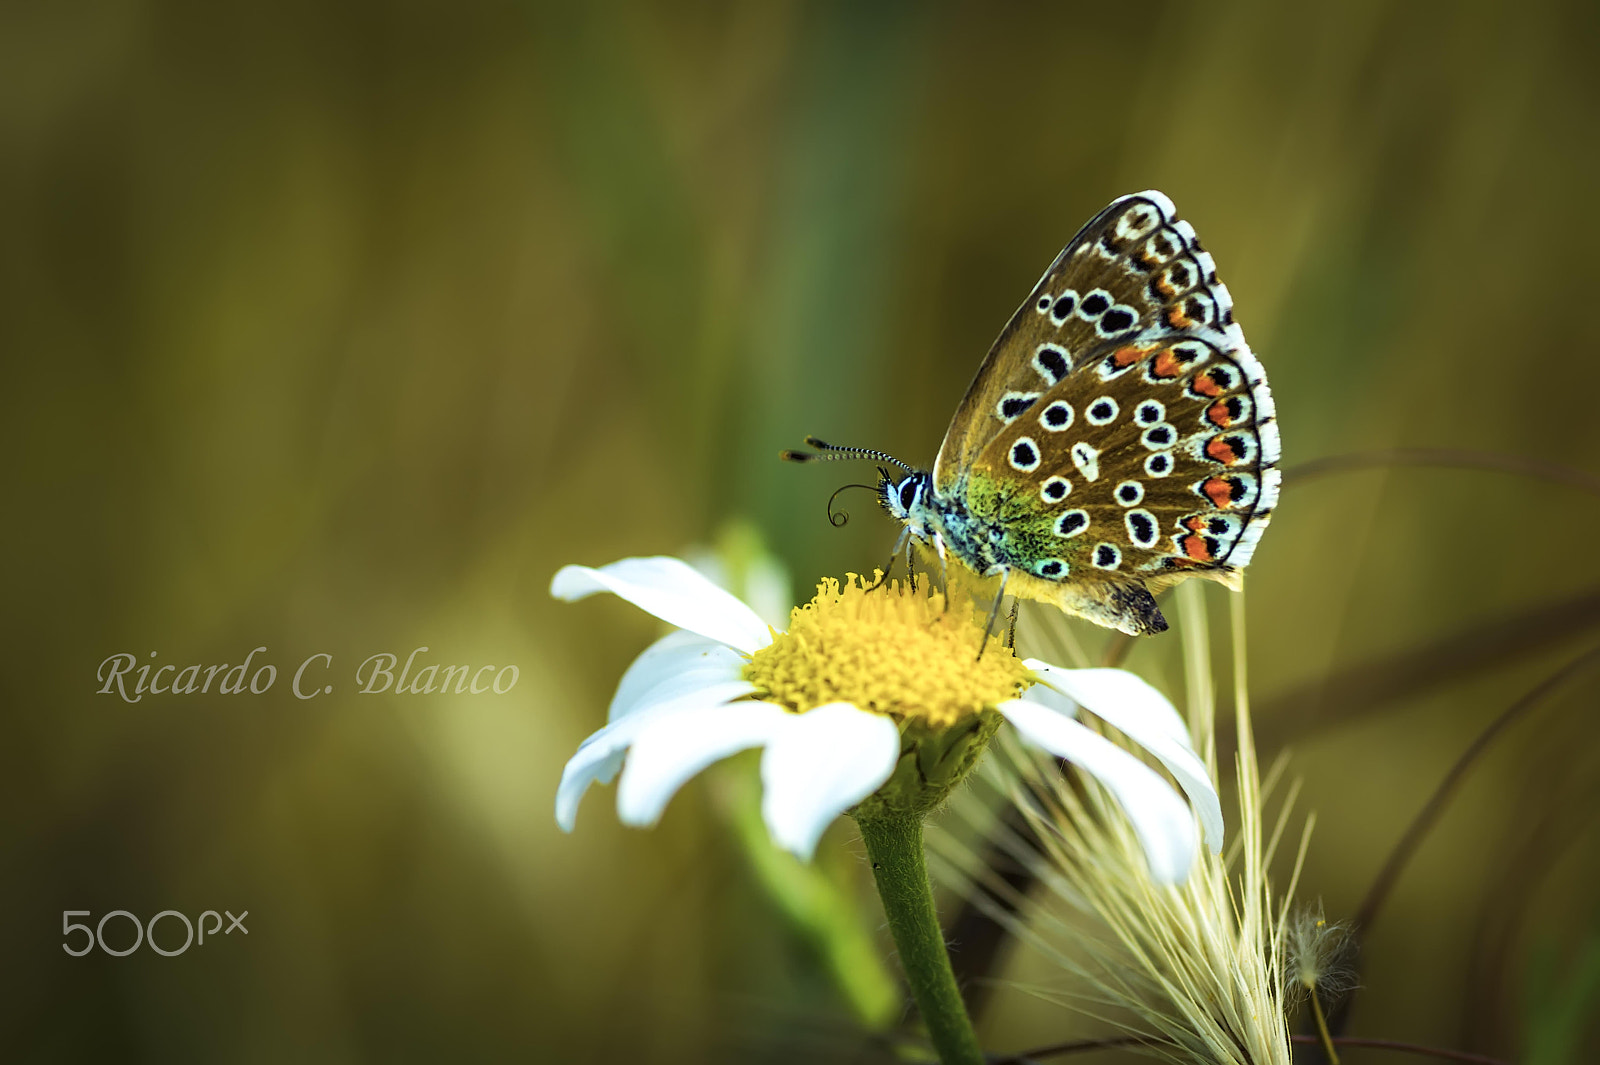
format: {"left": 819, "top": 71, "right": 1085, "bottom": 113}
{"left": 743, "top": 574, "right": 1030, "bottom": 728}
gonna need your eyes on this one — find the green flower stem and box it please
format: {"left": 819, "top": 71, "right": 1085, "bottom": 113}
{"left": 855, "top": 811, "right": 983, "bottom": 1065}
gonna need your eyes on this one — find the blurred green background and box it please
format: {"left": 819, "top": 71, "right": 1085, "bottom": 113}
{"left": 5, "top": 0, "right": 1600, "bottom": 1061}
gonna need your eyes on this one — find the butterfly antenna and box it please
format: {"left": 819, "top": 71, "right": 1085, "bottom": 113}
{"left": 780, "top": 436, "right": 916, "bottom": 475}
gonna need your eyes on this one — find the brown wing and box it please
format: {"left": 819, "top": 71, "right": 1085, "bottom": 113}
{"left": 971, "top": 335, "right": 1279, "bottom": 585}
{"left": 939, "top": 192, "right": 1279, "bottom": 587}
{"left": 935, "top": 192, "right": 1247, "bottom": 488}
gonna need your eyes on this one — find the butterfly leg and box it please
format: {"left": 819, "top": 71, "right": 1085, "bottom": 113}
{"left": 1004, "top": 598, "right": 1019, "bottom": 649}
{"left": 863, "top": 528, "right": 912, "bottom": 592}
{"left": 976, "top": 568, "right": 1011, "bottom": 661}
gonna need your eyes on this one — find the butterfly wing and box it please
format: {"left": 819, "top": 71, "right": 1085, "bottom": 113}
{"left": 935, "top": 192, "right": 1279, "bottom": 617}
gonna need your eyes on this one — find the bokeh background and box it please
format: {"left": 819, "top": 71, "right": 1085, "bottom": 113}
{"left": 5, "top": 1, "right": 1600, "bottom": 1061}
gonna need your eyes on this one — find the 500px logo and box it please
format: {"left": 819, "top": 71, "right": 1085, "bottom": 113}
{"left": 62, "top": 909, "right": 248, "bottom": 957}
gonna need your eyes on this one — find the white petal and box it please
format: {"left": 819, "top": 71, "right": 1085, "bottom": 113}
{"left": 551, "top": 557, "right": 773, "bottom": 654}
{"left": 556, "top": 727, "right": 633, "bottom": 833}
{"left": 555, "top": 683, "right": 751, "bottom": 831}
{"left": 1019, "top": 677, "right": 1080, "bottom": 719}
{"left": 609, "top": 631, "right": 750, "bottom": 722}
{"left": 684, "top": 550, "right": 793, "bottom": 630}
{"left": 616, "top": 701, "right": 791, "bottom": 826}
{"left": 1025, "top": 662, "right": 1189, "bottom": 744}
{"left": 1024, "top": 662, "right": 1224, "bottom": 851}
{"left": 998, "top": 698, "right": 1198, "bottom": 883}
{"left": 760, "top": 703, "right": 901, "bottom": 861}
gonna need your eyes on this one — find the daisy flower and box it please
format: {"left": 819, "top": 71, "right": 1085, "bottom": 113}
{"left": 551, "top": 556, "right": 1222, "bottom": 882}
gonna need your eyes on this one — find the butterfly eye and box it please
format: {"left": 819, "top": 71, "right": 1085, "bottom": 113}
{"left": 899, "top": 479, "right": 918, "bottom": 511}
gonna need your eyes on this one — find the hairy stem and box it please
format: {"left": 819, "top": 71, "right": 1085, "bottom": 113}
{"left": 1310, "top": 991, "right": 1341, "bottom": 1065}
{"left": 855, "top": 811, "right": 983, "bottom": 1065}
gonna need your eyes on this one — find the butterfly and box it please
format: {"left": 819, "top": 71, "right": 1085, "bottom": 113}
{"left": 785, "top": 191, "right": 1280, "bottom": 636}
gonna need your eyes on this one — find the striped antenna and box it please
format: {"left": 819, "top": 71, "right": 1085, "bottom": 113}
{"left": 780, "top": 436, "right": 915, "bottom": 474}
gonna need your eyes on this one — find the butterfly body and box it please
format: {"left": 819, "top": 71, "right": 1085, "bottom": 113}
{"left": 882, "top": 463, "right": 1172, "bottom": 634}
{"left": 790, "top": 192, "right": 1278, "bottom": 635}
{"left": 867, "top": 191, "right": 1280, "bottom": 637}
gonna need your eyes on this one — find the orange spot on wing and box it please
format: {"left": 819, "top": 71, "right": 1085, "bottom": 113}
{"left": 1111, "top": 344, "right": 1153, "bottom": 368}
{"left": 1205, "top": 400, "right": 1233, "bottom": 427}
{"left": 1180, "top": 534, "right": 1214, "bottom": 562}
{"left": 1205, "top": 436, "right": 1240, "bottom": 464}
{"left": 1202, "top": 477, "right": 1235, "bottom": 509}
{"left": 1150, "top": 349, "right": 1184, "bottom": 379}
{"left": 1166, "top": 306, "right": 1192, "bottom": 328}
{"left": 1191, "top": 371, "right": 1224, "bottom": 398}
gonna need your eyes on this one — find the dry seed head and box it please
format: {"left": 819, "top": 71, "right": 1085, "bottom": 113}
{"left": 1286, "top": 901, "right": 1358, "bottom": 1005}
{"left": 934, "top": 581, "right": 1306, "bottom": 1065}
